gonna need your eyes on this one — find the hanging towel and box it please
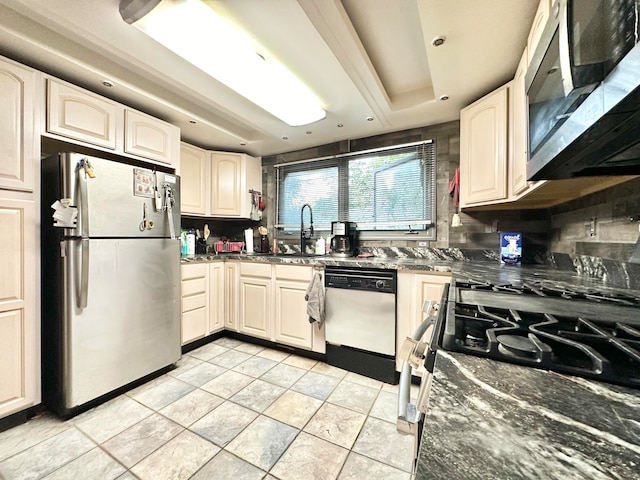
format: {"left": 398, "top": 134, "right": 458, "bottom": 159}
{"left": 305, "top": 272, "right": 325, "bottom": 327}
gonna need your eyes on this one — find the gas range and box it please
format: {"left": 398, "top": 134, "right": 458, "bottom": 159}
{"left": 440, "top": 279, "right": 640, "bottom": 389}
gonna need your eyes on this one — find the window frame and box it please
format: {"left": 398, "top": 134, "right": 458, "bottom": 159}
{"left": 275, "top": 140, "right": 437, "bottom": 241}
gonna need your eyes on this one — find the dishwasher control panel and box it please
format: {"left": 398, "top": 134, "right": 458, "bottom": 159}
{"left": 324, "top": 267, "right": 396, "bottom": 294}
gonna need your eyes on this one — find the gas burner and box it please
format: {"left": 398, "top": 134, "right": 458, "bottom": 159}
{"left": 443, "top": 283, "right": 640, "bottom": 389}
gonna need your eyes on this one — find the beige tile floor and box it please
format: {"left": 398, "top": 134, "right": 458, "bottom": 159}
{"left": 0, "top": 338, "right": 417, "bottom": 480}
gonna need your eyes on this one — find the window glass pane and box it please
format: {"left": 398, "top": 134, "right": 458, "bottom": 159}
{"left": 278, "top": 166, "right": 338, "bottom": 230}
{"left": 348, "top": 153, "right": 425, "bottom": 230}
{"left": 276, "top": 141, "right": 435, "bottom": 235}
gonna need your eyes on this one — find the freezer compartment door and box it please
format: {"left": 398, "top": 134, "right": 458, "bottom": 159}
{"left": 62, "top": 238, "right": 180, "bottom": 408}
{"left": 55, "top": 153, "right": 180, "bottom": 238}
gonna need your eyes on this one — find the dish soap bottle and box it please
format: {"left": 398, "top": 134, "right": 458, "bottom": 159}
{"left": 315, "top": 237, "right": 326, "bottom": 255}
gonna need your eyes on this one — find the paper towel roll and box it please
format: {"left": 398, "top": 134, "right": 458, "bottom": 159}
{"left": 244, "top": 228, "right": 254, "bottom": 253}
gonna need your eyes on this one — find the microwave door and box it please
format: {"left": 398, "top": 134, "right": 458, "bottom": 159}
{"left": 560, "top": 0, "right": 607, "bottom": 97}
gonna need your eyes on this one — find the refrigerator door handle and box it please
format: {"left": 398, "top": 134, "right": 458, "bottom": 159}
{"left": 78, "top": 160, "right": 90, "bottom": 237}
{"left": 78, "top": 239, "right": 90, "bottom": 309}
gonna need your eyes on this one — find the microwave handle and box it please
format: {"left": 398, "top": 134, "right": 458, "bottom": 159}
{"left": 557, "top": 0, "right": 575, "bottom": 97}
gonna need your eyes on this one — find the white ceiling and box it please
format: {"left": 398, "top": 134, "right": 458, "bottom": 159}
{"left": 0, "top": 0, "right": 538, "bottom": 157}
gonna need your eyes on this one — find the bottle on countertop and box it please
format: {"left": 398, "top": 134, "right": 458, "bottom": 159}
{"left": 186, "top": 229, "right": 196, "bottom": 255}
{"left": 315, "top": 237, "right": 326, "bottom": 255}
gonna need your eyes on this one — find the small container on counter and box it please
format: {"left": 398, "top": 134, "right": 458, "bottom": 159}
{"left": 500, "top": 232, "right": 522, "bottom": 265}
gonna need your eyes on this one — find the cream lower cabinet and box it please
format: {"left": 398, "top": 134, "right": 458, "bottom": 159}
{"left": 181, "top": 264, "right": 209, "bottom": 345}
{"left": 273, "top": 264, "right": 318, "bottom": 351}
{"left": 239, "top": 263, "right": 272, "bottom": 340}
{"left": 0, "top": 194, "right": 39, "bottom": 418}
{"left": 396, "top": 271, "right": 451, "bottom": 373}
{"left": 224, "top": 262, "right": 239, "bottom": 331}
{"left": 208, "top": 263, "right": 224, "bottom": 333}
{"left": 237, "top": 262, "right": 322, "bottom": 351}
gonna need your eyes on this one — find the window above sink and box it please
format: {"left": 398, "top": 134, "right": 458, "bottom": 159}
{"left": 274, "top": 140, "right": 437, "bottom": 240}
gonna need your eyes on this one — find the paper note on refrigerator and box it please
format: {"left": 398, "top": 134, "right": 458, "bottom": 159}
{"left": 51, "top": 199, "right": 78, "bottom": 227}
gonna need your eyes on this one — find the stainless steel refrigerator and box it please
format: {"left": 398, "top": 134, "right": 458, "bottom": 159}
{"left": 41, "top": 152, "right": 181, "bottom": 417}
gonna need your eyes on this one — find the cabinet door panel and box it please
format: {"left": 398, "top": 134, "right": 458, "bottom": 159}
{"left": 47, "top": 80, "right": 118, "bottom": 150}
{"left": 510, "top": 50, "right": 531, "bottom": 197}
{"left": 224, "top": 262, "right": 238, "bottom": 331}
{"left": 460, "top": 87, "right": 508, "bottom": 206}
{"left": 180, "top": 143, "right": 208, "bottom": 215}
{"left": 239, "top": 277, "right": 270, "bottom": 339}
{"left": 211, "top": 153, "right": 242, "bottom": 216}
{"left": 209, "top": 263, "right": 224, "bottom": 333}
{"left": 0, "top": 310, "right": 24, "bottom": 407}
{"left": 182, "top": 307, "right": 207, "bottom": 344}
{"left": 0, "top": 196, "right": 37, "bottom": 417}
{"left": 274, "top": 280, "right": 312, "bottom": 349}
{"left": 124, "top": 110, "right": 178, "bottom": 165}
{"left": 0, "top": 60, "right": 36, "bottom": 192}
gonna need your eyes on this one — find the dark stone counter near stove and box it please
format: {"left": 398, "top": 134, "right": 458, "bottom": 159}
{"left": 416, "top": 350, "right": 640, "bottom": 480}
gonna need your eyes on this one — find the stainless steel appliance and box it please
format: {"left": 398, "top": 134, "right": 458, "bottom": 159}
{"left": 324, "top": 266, "right": 397, "bottom": 383}
{"left": 396, "top": 297, "right": 447, "bottom": 477}
{"left": 441, "top": 279, "right": 640, "bottom": 389}
{"left": 526, "top": 0, "right": 640, "bottom": 180}
{"left": 41, "top": 152, "right": 181, "bottom": 417}
{"left": 329, "top": 221, "right": 356, "bottom": 257}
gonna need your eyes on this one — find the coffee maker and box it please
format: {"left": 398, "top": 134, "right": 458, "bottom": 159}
{"left": 330, "top": 221, "right": 357, "bottom": 257}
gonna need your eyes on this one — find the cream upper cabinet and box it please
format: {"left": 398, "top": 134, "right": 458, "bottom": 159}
{"left": 238, "top": 262, "right": 272, "bottom": 340}
{"left": 0, "top": 58, "right": 37, "bottom": 192}
{"left": 396, "top": 271, "right": 450, "bottom": 373}
{"left": 180, "top": 143, "right": 208, "bottom": 215}
{"left": 0, "top": 194, "right": 39, "bottom": 418}
{"left": 210, "top": 152, "right": 262, "bottom": 218}
{"left": 273, "top": 264, "right": 319, "bottom": 351}
{"left": 460, "top": 84, "right": 509, "bottom": 207}
{"left": 509, "top": 48, "right": 533, "bottom": 198}
{"left": 124, "top": 109, "right": 179, "bottom": 167}
{"left": 208, "top": 263, "right": 224, "bottom": 334}
{"left": 47, "top": 79, "right": 119, "bottom": 150}
{"left": 181, "top": 263, "right": 208, "bottom": 345}
{"left": 45, "top": 78, "right": 180, "bottom": 169}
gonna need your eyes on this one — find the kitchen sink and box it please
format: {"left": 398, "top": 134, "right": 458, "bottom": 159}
{"left": 271, "top": 252, "right": 327, "bottom": 258}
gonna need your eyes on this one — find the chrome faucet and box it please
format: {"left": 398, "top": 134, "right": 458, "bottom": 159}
{"left": 300, "top": 204, "right": 314, "bottom": 254}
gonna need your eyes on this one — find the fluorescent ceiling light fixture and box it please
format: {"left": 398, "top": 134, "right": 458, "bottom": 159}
{"left": 120, "top": 0, "right": 326, "bottom": 127}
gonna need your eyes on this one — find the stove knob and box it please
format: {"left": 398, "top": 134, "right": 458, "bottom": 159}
{"left": 375, "top": 280, "right": 385, "bottom": 289}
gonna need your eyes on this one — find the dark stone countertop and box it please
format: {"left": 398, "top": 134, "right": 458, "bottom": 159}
{"left": 181, "top": 253, "right": 640, "bottom": 294}
{"left": 415, "top": 351, "right": 640, "bottom": 480}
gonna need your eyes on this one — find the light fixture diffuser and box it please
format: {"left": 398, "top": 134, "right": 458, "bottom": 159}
{"left": 121, "top": 0, "right": 326, "bottom": 127}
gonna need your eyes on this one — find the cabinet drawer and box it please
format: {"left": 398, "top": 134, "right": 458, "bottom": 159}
{"left": 182, "top": 293, "right": 206, "bottom": 313}
{"left": 182, "top": 277, "right": 206, "bottom": 297}
{"left": 274, "top": 264, "right": 313, "bottom": 282}
{"left": 181, "top": 263, "right": 207, "bottom": 280}
{"left": 181, "top": 307, "right": 207, "bottom": 344}
{"left": 240, "top": 262, "right": 272, "bottom": 278}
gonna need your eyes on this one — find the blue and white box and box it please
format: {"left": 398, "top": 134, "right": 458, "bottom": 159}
{"left": 500, "top": 232, "right": 522, "bottom": 265}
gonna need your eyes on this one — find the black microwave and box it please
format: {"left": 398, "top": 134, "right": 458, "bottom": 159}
{"left": 526, "top": 0, "right": 640, "bottom": 180}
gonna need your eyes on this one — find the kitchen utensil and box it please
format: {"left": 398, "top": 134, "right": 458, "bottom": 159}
{"left": 203, "top": 224, "right": 210, "bottom": 240}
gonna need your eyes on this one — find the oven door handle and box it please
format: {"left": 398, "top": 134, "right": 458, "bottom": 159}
{"left": 397, "top": 303, "right": 438, "bottom": 435}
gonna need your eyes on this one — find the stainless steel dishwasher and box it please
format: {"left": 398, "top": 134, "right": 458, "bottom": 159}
{"left": 324, "top": 266, "right": 397, "bottom": 383}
